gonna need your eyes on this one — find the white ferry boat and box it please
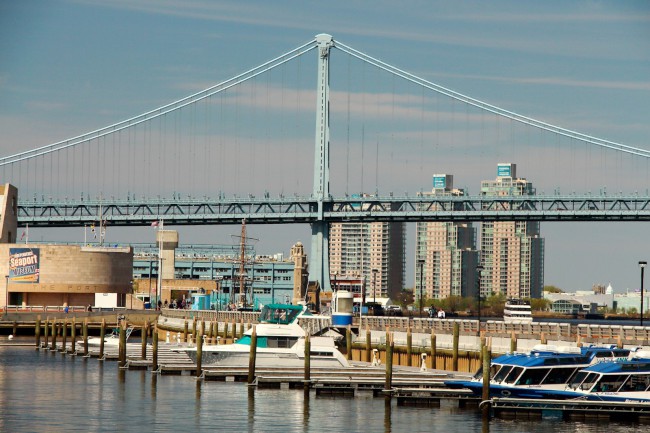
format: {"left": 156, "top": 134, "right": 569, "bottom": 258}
{"left": 503, "top": 298, "right": 533, "bottom": 323}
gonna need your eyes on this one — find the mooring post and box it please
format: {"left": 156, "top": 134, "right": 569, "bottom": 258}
{"left": 44, "top": 317, "right": 49, "bottom": 349}
{"left": 183, "top": 320, "right": 188, "bottom": 343}
{"left": 61, "top": 319, "right": 68, "bottom": 353}
{"left": 430, "top": 330, "right": 437, "bottom": 370}
{"left": 196, "top": 328, "right": 203, "bottom": 378}
{"left": 510, "top": 331, "right": 517, "bottom": 353}
{"left": 452, "top": 322, "right": 460, "bottom": 371}
{"left": 304, "top": 333, "right": 311, "bottom": 390}
{"left": 99, "top": 319, "right": 106, "bottom": 359}
{"left": 212, "top": 322, "right": 218, "bottom": 345}
{"left": 51, "top": 320, "right": 57, "bottom": 351}
{"left": 385, "top": 333, "right": 393, "bottom": 394}
{"left": 481, "top": 344, "right": 491, "bottom": 419}
{"left": 71, "top": 317, "right": 77, "bottom": 354}
{"left": 118, "top": 321, "right": 127, "bottom": 368}
{"left": 35, "top": 315, "right": 41, "bottom": 348}
{"left": 247, "top": 325, "right": 257, "bottom": 384}
{"left": 12, "top": 321, "right": 17, "bottom": 337}
{"left": 346, "top": 325, "right": 352, "bottom": 361}
{"left": 142, "top": 321, "right": 148, "bottom": 360}
{"left": 406, "top": 326, "right": 412, "bottom": 367}
{"left": 192, "top": 317, "right": 197, "bottom": 343}
{"left": 152, "top": 324, "right": 159, "bottom": 371}
{"left": 365, "top": 326, "right": 372, "bottom": 362}
{"left": 239, "top": 319, "right": 244, "bottom": 339}
{"left": 206, "top": 320, "right": 212, "bottom": 343}
{"left": 83, "top": 319, "right": 89, "bottom": 356}
{"left": 540, "top": 331, "right": 547, "bottom": 345}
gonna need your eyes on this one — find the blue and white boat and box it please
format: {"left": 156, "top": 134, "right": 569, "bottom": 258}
{"left": 534, "top": 350, "right": 650, "bottom": 403}
{"left": 179, "top": 303, "right": 350, "bottom": 368}
{"left": 445, "top": 344, "right": 632, "bottom": 399}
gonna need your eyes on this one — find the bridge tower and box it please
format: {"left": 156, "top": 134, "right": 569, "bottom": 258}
{"left": 309, "top": 34, "right": 334, "bottom": 293}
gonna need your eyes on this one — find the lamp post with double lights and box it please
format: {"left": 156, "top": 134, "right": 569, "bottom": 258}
{"left": 640, "top": 261, "right": 647, "bottom": 326}
{"left": 4, "top": 275, "right": 8, "bottom": 318}
{"left": 418, "top": 259, "right": 425, "bottom": 317}
{"left": 476, "top": 265, "right": 484, "bottom": 325}
{"left": 372, "top": 269, "right": 378, "bottom": 304}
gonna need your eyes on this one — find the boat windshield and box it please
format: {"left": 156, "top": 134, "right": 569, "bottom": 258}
{"left": 569, "top": 372, "right": 599, "bottom": 391}
{"left": 259, "top": 305, "right": 303, "bottom": 325}
{"left": 493, "top": 365, "right": 514, "bottom": 383}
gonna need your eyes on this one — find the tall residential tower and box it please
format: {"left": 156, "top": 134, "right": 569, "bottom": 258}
{"left": 479, "top": 163, "right": 544, "bottom": 299}
{"left": 415, "top": 175, "right": 479, "bottom": 301}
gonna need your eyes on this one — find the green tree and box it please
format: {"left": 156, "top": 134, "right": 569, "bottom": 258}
{"left": 544, "top": 285, "right": 563, "bottom": 293}
{"left": 530, "top": 298, "right": 550, "bottom": 311}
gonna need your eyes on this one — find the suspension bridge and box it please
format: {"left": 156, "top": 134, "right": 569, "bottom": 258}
{"left": 3, "top": 33, "right": 649, "bottom": 291}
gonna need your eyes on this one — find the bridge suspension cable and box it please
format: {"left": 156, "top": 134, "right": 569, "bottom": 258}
{"left": 0, "top": 39, "right": 317, "bottom": 167}
{"left": 334, "top": 40, "right": 650, "bottom": 159}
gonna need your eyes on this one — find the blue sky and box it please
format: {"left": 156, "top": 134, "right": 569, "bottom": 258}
{"left": 1, "top": 1, "right": 649, "bottom": 293}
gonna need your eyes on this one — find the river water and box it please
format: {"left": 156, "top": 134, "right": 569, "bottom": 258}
{"left": 0, "top": 340, "right": 639, "bottom": 432}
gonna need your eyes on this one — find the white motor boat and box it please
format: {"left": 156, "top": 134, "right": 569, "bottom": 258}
{"left": 179, "top": 304, "right": 350, "bottom": 368}
{"left": 85, "top": 326, "right": 134, "bottom": 346}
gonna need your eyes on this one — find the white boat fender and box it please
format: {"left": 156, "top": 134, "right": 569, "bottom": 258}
{"left": 372, "top": 348, "right": 381, "bottom": 367}
{"left": 8, "top": 335, "right": 13, "bottom": 341}
{"left": 420, "top": 353, "right": 427, "bottom": 372}
{"left": 166, "top": 332, "right": 170, "bottom": 343}
{"left": 176, "top": 334, "right": 181, "bottom": 344}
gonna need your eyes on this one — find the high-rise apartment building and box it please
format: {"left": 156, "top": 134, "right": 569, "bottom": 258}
{"left": 479, "top": 163, "right": 544, "bottom": 299}
{"left": 329, "top": 195, "right": 405, "bottom": 301}
{"left": 415, "top": 175, "right": 479, "bottom": 300}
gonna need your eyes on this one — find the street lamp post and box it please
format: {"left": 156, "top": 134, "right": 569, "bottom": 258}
{"left": 4, "top": 275, "right": 8, "bottom": 318}
{"left": 640, "top": 261, "right": 647, "bottom": 326}
{"left": 476, "top": 265, "right": 484, "bottom": 326}
{"left": 418, "top": 259, "right": 425, "bottom": 317}
{"left": 372, "top": 269, "right": 378, "bottom": 304}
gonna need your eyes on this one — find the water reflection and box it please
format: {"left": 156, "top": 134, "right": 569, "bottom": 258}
{"left": 303, "top": 389, "right": 310, "bottom": 430}
{"left": 384, "top": 396, "right": 392, "bottom": 433}
{"left": 247, "top": 386, "right": 255, "bottom": 432}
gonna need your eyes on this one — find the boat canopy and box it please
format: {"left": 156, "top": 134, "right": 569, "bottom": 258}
{"left": 258, "top": 304, "right": 306, "bottom": 325}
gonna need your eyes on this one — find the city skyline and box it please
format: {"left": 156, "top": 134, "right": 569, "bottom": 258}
{"left": 1, "top": 1, "right": 649, "bottom": 293}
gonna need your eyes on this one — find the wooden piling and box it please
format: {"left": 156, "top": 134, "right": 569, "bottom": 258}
{"left": 196, "top": 328, "right": 203, "bottom": 378}
{"left": 481, "top": 345, "right": 490, "bottom": 418}
{"left": 44, "top": 317, "right": 49, "bottom": 348}
{"left": 61, "top": 319, "right": 68, "bottom": 352}
{"left": 71, "top": 318, "right": 76, "bottom": 354}
{"left": 83, "top": 319, "right": 89, "bottom": 356}
{"left": 99, "top": 319, "right": 106, "bottom": 359}
{"left": 540, "top": 331, "right": 547, "bottom": 345}
{"left": 206, "top": 320, "right": 213, "bottom": 342}
{"left": 452, "top": 322, "right": 460, "bottom": 371}
{"left": 141, "top": 321, "right": 148, "bottom": 360}
{"left": 118, "top": 321, "right": 127, "bottom": 368}
{"left": 346, "top": 325, "right": 352, "bottom": 361}
{"left": 238, "top": 319, "right": 244, "bottom": 339}
{"left": 152, "top": 324, "right": 159, "bottom": 371}
{"left": 510, "top": 331, "right": 517, "bottom": 353}
{"left": 248, "top": 325, "right": 257, "bottom": 384}
{"left": 304, "top": 333, "right": 311, "bottom": 390}
{"left": 365, "top": 326, "right": 371, "bottom": 362}
{"left": 406, "top": 327, "right": 412, "bottom": 367}
{"left": 385, "top": 333, "right": 393, "bottom": 393}
{"left": 192, "top": 317, "right": 198, "bottom": 343}
{"left": 51, "top": 320, "right": 57, "bottom": 351}
{"left": 212, "top": 322, "right": 218, "bottom": 345}
{"left": 183, "top": 320, "right": 189, "bottom": 343}
{"left": 430, "top": 330, "right": 437, "bottom": 370}
{"left": 12, "top": 321, "right": 17, "bottom": 337}
{"left": 201, "top": 320, "right": 206, "bottom": 338}
{"left": 35, "top": 316, "right": 41, "bottom": 348}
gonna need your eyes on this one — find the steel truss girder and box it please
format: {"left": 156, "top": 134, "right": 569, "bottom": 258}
{"left": 17, "top": 195, "right": 650, "bottom": 227}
